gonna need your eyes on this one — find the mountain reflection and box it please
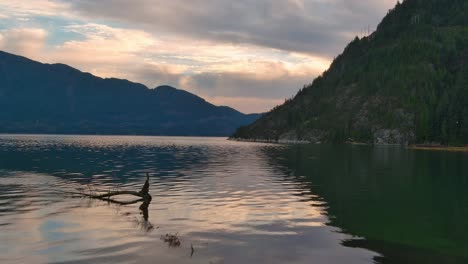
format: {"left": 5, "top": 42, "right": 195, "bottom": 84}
{"left": 262, "top": 144, "right": 468, "bottom": 263}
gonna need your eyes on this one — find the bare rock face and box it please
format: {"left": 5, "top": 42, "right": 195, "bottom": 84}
{"left": 278, "top": 129, "right": 327, "bottom": 144}
{"left": 373, "top": 129, "right": 414, "bottom": 145}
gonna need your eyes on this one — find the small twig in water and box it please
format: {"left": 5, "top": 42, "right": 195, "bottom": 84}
{"left": 161, "top": 233, "right": 181, "bottom": 247}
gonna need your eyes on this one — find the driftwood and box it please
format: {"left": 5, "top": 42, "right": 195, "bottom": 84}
{"left": 68, "top": 175, "right": 195, "bottom": 250}
{"left": 75, "top": 173, "right": 152, "bottom": 204}
{"left": 62, "top": 173, "right": 154, "bottom": 232}
{"left": 66, "top": 172, "right": 153, "bottom": 222}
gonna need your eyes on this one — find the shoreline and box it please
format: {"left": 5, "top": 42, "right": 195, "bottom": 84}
{"left": 230, "top": 138, "right": 468, "bottom": 152}
{"left": 408, "top": 145, "right": 468, "bottom": 152}
{"left": 228, "top": 138, "right": 311, "bottom": 144}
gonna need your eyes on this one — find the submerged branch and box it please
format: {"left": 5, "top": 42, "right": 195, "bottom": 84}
{"left": 81, "top": 190, "right": 143, "bottom": 199}
{"left": 64, "top": 173, "right": 152, "bottom": 205}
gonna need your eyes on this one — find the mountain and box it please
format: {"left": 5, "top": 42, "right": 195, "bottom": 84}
{"left": 232, "top": 0, "right": 468, "bottom": 145}
{"left": 0, "top": 51, "right": 260, "bottom": 136}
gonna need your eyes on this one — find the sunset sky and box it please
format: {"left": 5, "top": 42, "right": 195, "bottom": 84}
{"left": 0, "top": 0, "right": 397, "bottom": 113}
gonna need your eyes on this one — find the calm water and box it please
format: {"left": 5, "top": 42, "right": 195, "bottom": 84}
{"left": 0, "top": 135, "right": 467, "bottom": 264}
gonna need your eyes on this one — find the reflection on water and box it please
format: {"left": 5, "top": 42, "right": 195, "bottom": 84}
{"left": 265, "top": 144, "right": 468, "bottom": 263}
{"left": 0, "top": 135, "right": 467, "bottom": 264}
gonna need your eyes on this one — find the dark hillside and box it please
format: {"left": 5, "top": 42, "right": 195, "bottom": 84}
{"left": 0, "top": 51, "right": 259, "bottom": 136}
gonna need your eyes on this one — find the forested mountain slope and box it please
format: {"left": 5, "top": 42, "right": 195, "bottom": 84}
{"left": 232, "top": 0, "right": 468, "bottom": 145}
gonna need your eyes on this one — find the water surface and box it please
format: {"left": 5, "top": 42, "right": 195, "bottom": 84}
{"left": 0, "top": 135, "right": 467, "bottom": 263}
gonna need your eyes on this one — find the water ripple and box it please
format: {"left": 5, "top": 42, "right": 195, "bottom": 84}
{"left": 2, "top": 135, "right": 465, "bottom": 264}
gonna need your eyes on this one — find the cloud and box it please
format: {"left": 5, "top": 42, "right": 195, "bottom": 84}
{"left": 0, "top": 28, "right": 48, "bottom": 58}
{"left": 68, "top": 0, "right": 397, "bottom": 56}
{"left": 179, "top": 61, "right": 319, "bottom": 99}
{"left": 125, "top": 62, "right": 188, "bottom": 89}
{"left": 0, "top": 0, "right": 71, "bottom": 17}
{"left": 207, "top": 96, "right": 284, "bottom": 114}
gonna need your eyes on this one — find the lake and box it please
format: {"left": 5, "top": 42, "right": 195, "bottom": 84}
{"left": 0, "top": 135, "right": 467, "bottom": 264}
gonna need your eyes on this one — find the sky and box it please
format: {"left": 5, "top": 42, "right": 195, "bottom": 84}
{"left": 0, "top": 0, "right": 397, "bottom": 113}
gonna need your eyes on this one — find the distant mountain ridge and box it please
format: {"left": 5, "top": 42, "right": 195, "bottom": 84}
{"left": 0, "top": 50, "right": 260, "bottom": 136}
{"left": 232, "top": 0, "right": 468, "bottom": 145}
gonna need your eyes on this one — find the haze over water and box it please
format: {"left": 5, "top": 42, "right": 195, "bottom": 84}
{"left": 0, "top": 135, "right": 467, "bottom": 264}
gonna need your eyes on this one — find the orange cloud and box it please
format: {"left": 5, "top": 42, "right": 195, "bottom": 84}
{"left": 0, "top": 28, "right": 48, "bottom": 58}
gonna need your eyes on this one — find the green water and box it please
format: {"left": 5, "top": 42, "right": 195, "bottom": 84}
{"left": 269, "top": 144, "right": 468, "bottom": 263}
